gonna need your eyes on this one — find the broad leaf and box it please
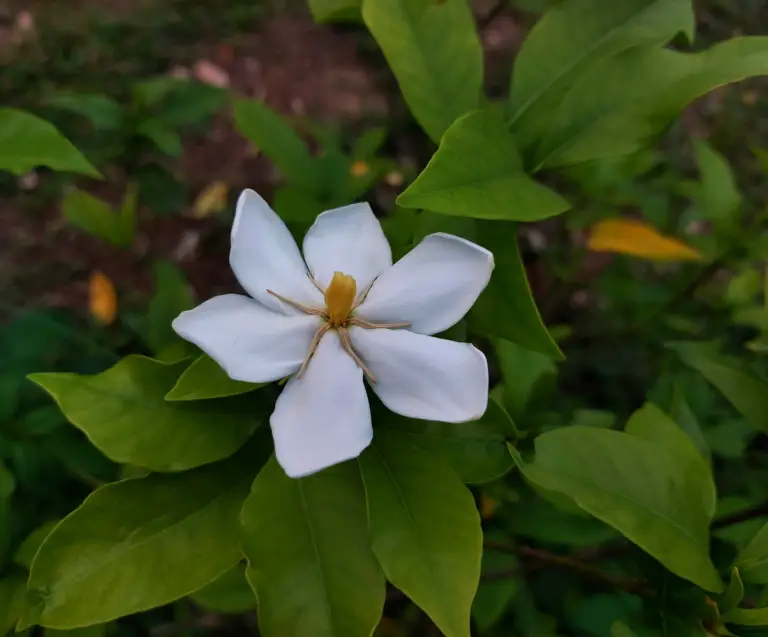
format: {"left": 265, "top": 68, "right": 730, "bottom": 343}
{"left": 62, "top": 189, "right": 129, "bottom": 248}
{"left": 472, "top": 538, "right": 519, "bottom": 633}
{"left": 0, "top": 573, "right": 26, "bottom": 634}
{"left": 242, "top": 457, "right": 385, "bottom": 637}
{"left": 0, "top": 108, "right": 100, "bottom": 177}
{"left": 359, "top": 433, "right": 482, "bottom": 637}
{"left": 166, "top": 354, "right": 265, "bottom": 401}
{"left": 507, "top": 0, "right": 694, "bottom": 150}
{"left": 377, "top": 400, "right": 516, "bottom": 484}
{"left": 469, "top": 222, "right": 563, "bottom": 359}
{"left": 722, "top": 607, "right": 768, "bottom": 627}
{"left": 46, "top": 93, "right": 123, "bottom": 132}
{"left": 736, "top": 523, "right": 768, "bottom": 584}
{"left": 190, "top": 563, "right": 256, "bottom": 613}
{"left": 513, "top": 424, "right": 723, "bottom": 591}
{"left": 233, "top": 99, "right": 320, "bottom": 194}
{"left": 145, "top": 261, "right": 195, "bottom": 359}
{"left": 30, "top": 356, "right": 263, "bottom": 472}
{"left": 362, "top": 0, "right": 483, "bottom": 143}
{"left": 587, "top": 218, "right": 701, "bottom": 261}
{"left": 397, "top": 109, "right": 570, "bottom": 221}
{"left": 21, "top": 452, "right": 261, "bottom": 629}
{"left": 14, "top": 520, "right": 61, "bottom": 569}
{"left": 673, "top": 342, "right": 768, "bottom": 434}
{"left": 693, "top": 139, "right": 742, "bottom": 229}
{"left": 495, "top": 339, "right": 557, "bottom": 421}
{"left": 309, "top": 0, "right": 361, "bottom": 22}
{"left": 720, "top": 568, "right": 745, "bottom": 615}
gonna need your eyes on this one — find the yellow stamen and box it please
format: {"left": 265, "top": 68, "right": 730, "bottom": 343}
{"left": 324, "top": 272, "right": 357, "bottom": 326}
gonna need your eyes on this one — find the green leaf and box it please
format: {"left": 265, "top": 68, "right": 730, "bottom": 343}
{"left": 21, "top": 450, "right": 262, "bottom": 629}
{"left": 233, "top": 99, "right": 320, "bottom": 194}
{"left": 241, "top": 457, "right": 385, "bottom": 637}
{"left": 309, "top": 0, "right": 361, "bottom": 22}
{"left": 692, "top": 139, "right": 742, "bottom": 229}
{"left": 44, "top": 626, "right": 107, "bottom": 637}
{"left": 271, "top": 185, "right": 326, "bottom": 222}
{"left": 29, "top": 355, "right": 263, "bottom": 472}
{"left": 166, "top": 354, "right": 265, "bottom": 401}
{"left": 507, "top": 0, "right": 694, "bottom": 149}
{"left": 397, "top": 109, "right": 570, "bottom": 221}
{"left": 513, "top": 424, "right": 723, "bottom": 591}
{"left": 496, "top": 339, "right": 557, "bottom": 421}
{"left": 189, "top": 563, "right": 256, "bottom": 614}
{"left": 359, "top": 433, "right": 482, "bottom": 637}
{"left": 14, "top": 520, "right": 61, "bottom": 569}
{"left": 534, "top": 37, "right": 768, "bottom": 169}
{"left": 145, "top": 261, "right": 195, "bottom": 358}
{"left": 673, "top": 342, "right": 768, "bottom": 434}
{"left": 469, "top": 222, "right": 563, "bottom": 359}
{"left": 118, "top": 183, "right": 138, "bottom": 248}
{"left": 136, "top": 119, "right": 183, "bottom": 157}
{"left": 62, "top": 189, "right": 126, "bottom": 248}
{"left": 377, "top": 399, "right": 516, "bottom": 484}
{"left": 720, "top": 568, "right": 745, "bottom": 615}
{"left": 0, "top": 108, "right": 100, "bottom": 177}
{"left": 0, "top": 572, "right": 26, "bottom": 634}
{"left": 722, "top": 607, "right": 768, "bottom": 627}
{"left": 46, "top": 93, "right": 123, "bottom": 132}
{"left": 669, "top": 381, "right": 710, "bottom": 462}
{"left": 736, "top": 522, "right": 768, "bottom": 584}
{"left": 362, "top": 0, "right": 483, "bottom": 143}
{"left": 472, "top": 539, "right": 518, "bottom": 632}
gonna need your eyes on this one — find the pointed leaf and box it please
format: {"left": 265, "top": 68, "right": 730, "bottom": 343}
{"left": 736, "top": 523, "right": 768, "bottom": 584}
{"left": 166, "top": 354, "right": 265, "bottom": 401}
{"left": 496, "top": 339, "right": 557, "bottom": 421}
{"left": 362, "top": 0, "right": 483, "bottom": 142}
{"left": 0, "top": 108, "right": 100, "bottom": 177}
{"left": 359, "top": 433, "right": 482, "bottom": 637}
{"left": 241, "top": 457, "right": 385, "bottom": 637}
{"left": 30, "top": 355, "right": 263, "bottom": 472}
{"left": 587, "top": 218, "right": 701, "bottom": 261}
{"left": 62, "top": 190, "right": 124, "bottom": 247}
{"left": 21, "top": 451, "right": 262, "bottom": 629}
{"left": 397, "top": 109, "right": 570, "bottom": 221}
{"left": 309, "top": 0, "right": 361, "bottom": 22}
{"left": 693, "top": 139, "right": 742, "bottom": 228}
{"left": 720, "top": 568, "right": 745, "bottom": 615}
{"left": 469, "top": 222, "right": 563, "bottom": 359}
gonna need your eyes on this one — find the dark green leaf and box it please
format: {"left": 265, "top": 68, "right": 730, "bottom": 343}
{"left": 693, "top": 139, "right": 742, "bottom": 229}
{"left": 359, "top": 433, "right": 482, "bottom": 637}
{"left": 14, "top": 520, "right": 61, "bottom": 569}
{"left": 0, "top": 572, "right": 26, "bottom": 635}
{"left": 720, "top": 568, "right": 745, "bottom": 615}
{"left": 241, "top": 457, "right": 385, "bottom": 637}
{"left": 61, "top": 189, "right": 126, "bottom": 248}
{"left": 145, "top": 261, "right": 195, "bottom": 359}
{"left": 496, "top": 338, "right": 558, "bottom": 421}
{"left": 166, "top": 354, "right": 265, "bottom": 401}
{"left": 722, "top": 606, "right": 768, "bottom": 627}
{"left": 189, "top": 563, "right": 256, "bottom": 614}
{"left": 472, "top": 538, "right": 518, "bottom": 632}
{"left": 469, "top": 222, "right": 563, "bottom": 359}
{"left": 0, "top": 108, "right": 100, "bottom": 177}
{"left": 362, "top": 0, "right": 483, "bottom": 142}
{"left": 29, "top": 356, "right": 263, "bottom": 472}
{"left": 397, "top": 109, "right": 570, "bottom": 221}
{"left": 736, "top": 523, "right": 768, "bottom": 584}
{"left": 136, "top": 119, "right": 183, "bottom": 157}
{"left": 46, "top": 93, "right": 123, "bottom": 132}
{"left": 309, "top": 0, "right": 362, "bottom": 22}
{"left": 271, "top": 185, "right": 326, "bottom": 222}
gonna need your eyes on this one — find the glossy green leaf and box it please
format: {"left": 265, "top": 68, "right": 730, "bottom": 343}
{"left": 0, "top": 108, "right": 100, "bottom": 177}
{"left": 190, "top": 563, "right": 256, "bottom": 613}
{"left": 362, "top": 0, "right": 483, "bottom": 142}
{"left": 145, "top": 261, "right": 195, "bottom": 359}
{"left": 673, "top": 342, "right": 768, "bottom": 434}
{"left": 309, "top": 0, "right": 361, "bottom": 22}
{"left": 535, "top": 37, "right": 768, "bottom": 169}
{"left": 507, "top": 0, "right": 694, "bottom": 149}
{"left": 736, "top": 522, "right": 768, "bottom": 584}
{"left": 513, "top": 424, "right": 723, "bottom": 591}
{"left": 693, "top": 139, "right": 742, "bottom": 228}
{"left": 397, "top": 109, "right": 570, "bottom": 221}
{"left": 166, "top": 354, "right": 265, "bottom": 401}
{"left": 233, "top": 99, "right": 320, "bottom": 194}
{"left": 469, "top": 222, "right": 563, "bottom": 359}
{"left": 377, "top": 399, "right": 516, "bottom": 484}
{"left": 359, "top": 434, "right": 482, "bottom": 637}
{"left": 242, "top": 457, "right": 385, "bottom": 637}
{"left": 30, "top": 355, "right": 263, "bottom": 472}
{"left": 21, "top": 451, "right": 260, "bottom": 629}
{"left": 61, "top": 189, "right": 129, "bottom": 248}
{"left": 722, "top": 606, "right": 768, "bottom": 627}
{"left": 0, "top": 572, "right": 26, "bottom": 634}
{"left": 496, "top": 339, "right": 557, "bottom": 421}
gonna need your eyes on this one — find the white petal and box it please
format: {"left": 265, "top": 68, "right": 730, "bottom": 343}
{"left": 302, "top": 203, "right": 392, "bottom": 290}
{"left": 357, "top": 233, "right": 493, "bottom": 335}
{"left": 172, "top": 294, "right": 321, "bottom": 383}
{"left": 350, "top": 327, "right": 488, "bottom": 422}
{"left": 230, "top": 189, "right": 323, "bottom": 314}
{"left": 270, "top": 330, "right": 372, "bottom": 478}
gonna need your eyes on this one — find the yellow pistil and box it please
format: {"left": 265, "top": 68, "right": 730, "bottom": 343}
{"left": 324, "top": 272, "right": 357, "bottom": 326}
{"left": 266, "top": 270, "right": 411, "bottom": 383}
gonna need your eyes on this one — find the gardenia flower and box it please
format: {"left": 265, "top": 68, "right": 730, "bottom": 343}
{"left": 173, "top": 189, "right": 493, "bottom": 478}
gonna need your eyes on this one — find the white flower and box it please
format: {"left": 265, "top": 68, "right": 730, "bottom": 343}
{"left": 173, "top": 189, "right": 493, "bottom": 478}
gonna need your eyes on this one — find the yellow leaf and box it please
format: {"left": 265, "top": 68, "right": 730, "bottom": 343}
{"left": 193, "top": 181, "right": 229, "bottom": 219}
{"left": 587, "top": 218, "right": 701, "bottom": 261}
{"left": 89, "top": 271, "right": 117, "bottom": 325}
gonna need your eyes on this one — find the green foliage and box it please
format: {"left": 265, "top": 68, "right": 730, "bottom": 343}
{"left": 189, "top": 564, "right": 256, "bottom": 614}
{"left": 61, "top": 186, "right": 136, "bottom": 248}
{"left": 308, "top": 0, "right": 362, "bottom": 22}
{"left": 166, "top": 355, "right": 265, "bottom": 401}
{"left": 144, "top": 262, "right": 195, "bottom": 360}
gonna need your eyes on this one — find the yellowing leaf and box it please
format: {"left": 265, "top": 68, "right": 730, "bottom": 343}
{"left": 89, "top": 271, "right": 117, "bottom": 325}
{"left": 193, "top": 181, "right": 229, "bottom": 219}
{"left": 588, "top": 218, "right": 701, "bottom": 261}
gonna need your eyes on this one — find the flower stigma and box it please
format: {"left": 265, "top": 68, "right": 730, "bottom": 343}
{"left": 266, "top": 271, "right": 411, "bottom": 382}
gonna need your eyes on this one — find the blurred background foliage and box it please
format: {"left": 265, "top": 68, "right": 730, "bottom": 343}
{"left": 1, "top": 0, "right": 768, "bottom": 635}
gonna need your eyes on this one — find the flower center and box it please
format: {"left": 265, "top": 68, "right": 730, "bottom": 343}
{"left": 324, "top": 271, "right": 357, "bottom": 327}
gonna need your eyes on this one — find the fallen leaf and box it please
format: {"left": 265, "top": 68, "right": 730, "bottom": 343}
{"left": 193, "top": 60, "right": 230, "bottom": 89}
{"left": 588, "top": 218, "right": 701, "bottom": 261}
{"left": 89, "top": 271, "right": 117, "bottom": 325}
{"left": 193, "top": 181, "right": 229, "bottom": 219}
